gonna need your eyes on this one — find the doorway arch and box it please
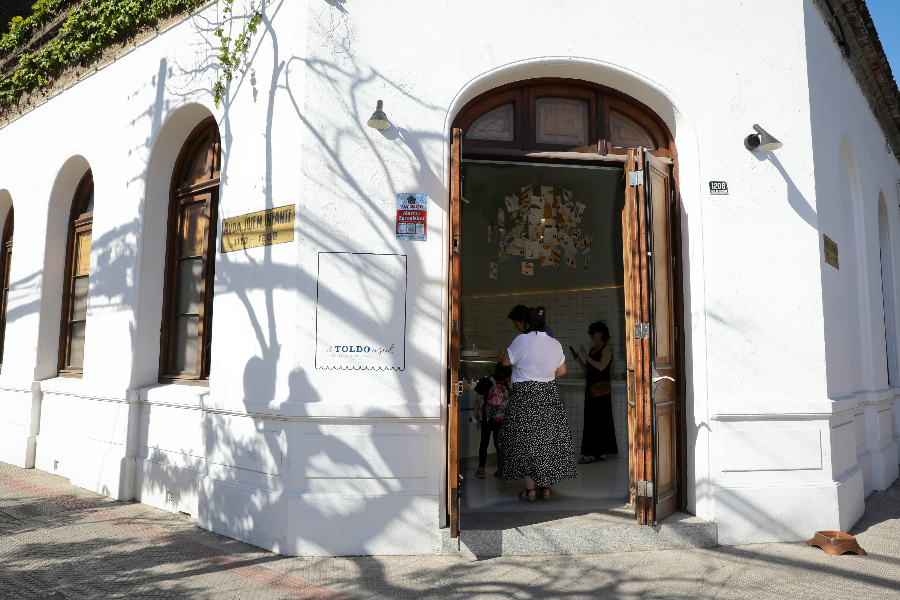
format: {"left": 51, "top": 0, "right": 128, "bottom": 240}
{"left": 445, "top": 75, "right": 689, "bottom": 535}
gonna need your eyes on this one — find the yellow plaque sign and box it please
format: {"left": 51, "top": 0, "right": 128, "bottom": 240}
{"left": 222, "top": 205, "right": 295, "bottom": 253}
{"left": 824, "top": 234, "right": 839, "bottom": 269}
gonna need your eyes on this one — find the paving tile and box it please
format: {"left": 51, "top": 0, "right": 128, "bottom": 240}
{"left": 1, "top": 461, "right": 900, "bottom": 599}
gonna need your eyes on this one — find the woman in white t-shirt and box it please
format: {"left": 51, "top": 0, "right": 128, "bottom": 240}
{"left": 496, "top": 306, "right": 578, "bottom": 502}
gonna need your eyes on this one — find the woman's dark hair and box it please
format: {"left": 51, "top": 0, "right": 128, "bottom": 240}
{"left": 508, "top": 304, "right": 529, "bottom": 322}
{"left": 524, "top": 306, "right": 547, "bottom": 333}
{"left": 589, "top": 320, "right": 610, "bottom": 342}
{"left": 493, "top": 362, "right": 512, "bottom": 381}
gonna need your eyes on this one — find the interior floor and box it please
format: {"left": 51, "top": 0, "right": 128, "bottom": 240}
{"left": 460, "top": 453, "right": 629, "bottom": 513}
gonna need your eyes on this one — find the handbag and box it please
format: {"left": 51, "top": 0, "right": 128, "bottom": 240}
{"left": 588, "top": 381, "right": 612, "bottom": 398}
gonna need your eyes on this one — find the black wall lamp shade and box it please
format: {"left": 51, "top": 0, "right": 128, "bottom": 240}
{"left": 367, "top": 100, "right": 390, "bottom": 130}
{"left": 745, "top": 124, "right": 783, "bottom": 151}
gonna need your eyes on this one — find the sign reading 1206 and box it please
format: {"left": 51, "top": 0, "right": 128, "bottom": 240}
{"left": 221, "top": 205, "right": 296, "bottom": 252}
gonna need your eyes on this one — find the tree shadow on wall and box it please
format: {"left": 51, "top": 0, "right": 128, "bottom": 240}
{"left": 137, "top": 0, "right": 449, "bottom": 556}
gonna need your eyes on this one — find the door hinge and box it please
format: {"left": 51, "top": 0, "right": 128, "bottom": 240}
{"left": 454, "top": 380, "right": 464, "bottom": 396}
{"left": 453, "top": 235, "right": 460, "bottom": 253}
{"left": 629, "top": 170, "right": 644, "bottom": 186}
{"left": 634, "top": 323, "right": 650, "bottom": 339}
{"left": 637, "top": 480, "right": 654, "bottom": 497}
{"left": 675, "top": 326, "right": 678, "bottom": 341}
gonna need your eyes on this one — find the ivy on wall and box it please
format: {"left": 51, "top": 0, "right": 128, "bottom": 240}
{"left": 0, "top": 0, "right": 214, "bottom": 115}
{"left": 213, "top": 0, "right": 261, "bottom": 108}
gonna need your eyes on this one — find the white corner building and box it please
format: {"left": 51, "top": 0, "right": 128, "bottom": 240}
{"left": 0, "top": 0, "right": 898, "bottom": 555}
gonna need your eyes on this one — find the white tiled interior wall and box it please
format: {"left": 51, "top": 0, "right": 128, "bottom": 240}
{"left": 459, "top": 287, "right": 628, "bottom": 458}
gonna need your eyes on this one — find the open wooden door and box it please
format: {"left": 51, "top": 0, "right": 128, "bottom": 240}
{"left": 623, "top": 148, "right": 678, "bottom": 525}
{"left": 447, "top": 128, "right": 462, "bottom": 538}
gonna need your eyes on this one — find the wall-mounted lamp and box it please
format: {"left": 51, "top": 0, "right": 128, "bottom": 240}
{"left": 744, "top": 124, "right": 783, "bottom": 152}
{"left": 366, "top": 100, "right": 390, "bottom": 129}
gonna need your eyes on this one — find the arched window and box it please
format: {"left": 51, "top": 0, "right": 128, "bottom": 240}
{"left": 160, "top": 117, "right": 220, "bottom": 382}
{"left": 0, "top": 207, "right": 12, "bottom": 370}
{"left": 59, "top": 171, "right": 94, "bottom": 375}
{"left": 455, "top": 79, "right": 670, "bottom": 157}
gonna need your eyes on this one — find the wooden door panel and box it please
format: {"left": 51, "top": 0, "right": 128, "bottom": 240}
{"left": 624, "top": 149, "right": 679, "bottom": 525}
{"left": 648, "top": 159, "right": 674, "bottom": 368}
{"left": 655, "top": 402, "right": 677, "bottom": 518}
{"left": 448, "top": 128, "right": 462, "bottom": 538}
{"left": 645, "top": 151, "right": 678, "bottom": 523}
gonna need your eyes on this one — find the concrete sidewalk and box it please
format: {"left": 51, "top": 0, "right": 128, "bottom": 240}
{"left": 1, "top": 461, "right": 898, "bottom": 599}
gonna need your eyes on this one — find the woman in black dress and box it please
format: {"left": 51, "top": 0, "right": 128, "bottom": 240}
{"left": 572, "top": 321, "right": 618, "bottom": 463}
{"left": 497, "top": 307, "right": 577, "bottom": 501}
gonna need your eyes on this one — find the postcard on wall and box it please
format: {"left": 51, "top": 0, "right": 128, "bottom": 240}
{"left": 572, "top": 228, "right": 581, "bottom": 245}
{"left": 489, "top": 262, "right": 498, "bottom": 279}
{"left": 580, "top": 234, "right": 592, "bottom": 254}
{"left": 521, "top": 184, "right": 533, "bottom": 201}
{"left": 505, "top": 195, "right": 519, "bottom": 212}
{"left": 545, "top": 227, "right": 558, "bottom": 245}
{"left": 541, "top": 186, "right": 553, "bottom": 199}
{"left": 498, "top": 208, "right": 505, "bottom": 228}
{"left": 315, "top": 252, "right": 406, "bottom": 371}
{"left": 526, "top": 240, "right": 541, "bottom": 259}
{"left": 564, "top": 249, "right": 576, "bottom": 268}
{"left": 522, "top": 262, "right": 534, "bottom": 276}
{"left": 512, "top": 237, "right": 526, "bottom": 255}
{"left": 527, "top": 215, "right": 541, "bottom": 239}
{"left": 574, "top": 201, "right": 586, "bottom": 223}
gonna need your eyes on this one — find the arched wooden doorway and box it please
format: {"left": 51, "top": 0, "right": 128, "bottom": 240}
{"left": 447, "top": 78, "right": 685, "bottom": 536}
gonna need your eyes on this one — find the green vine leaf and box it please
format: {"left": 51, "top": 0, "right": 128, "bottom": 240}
{"left": 0, "top": 0, "right": 208, "bottom": 117}
{"left": 213, "top": 0, "right": 262, "bottom": 109}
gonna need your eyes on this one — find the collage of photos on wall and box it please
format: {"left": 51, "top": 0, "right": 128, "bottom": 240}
{"left": 457, "top": 159, "right": 631, "bottom": 514}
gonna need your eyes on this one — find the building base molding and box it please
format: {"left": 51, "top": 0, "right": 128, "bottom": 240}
{"left": 713, "top": 472, "right": 864, "bottom": 545}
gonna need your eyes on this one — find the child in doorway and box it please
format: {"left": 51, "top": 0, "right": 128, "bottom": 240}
{"left": 474, "top": 362, "right": 513, "bottom": 478}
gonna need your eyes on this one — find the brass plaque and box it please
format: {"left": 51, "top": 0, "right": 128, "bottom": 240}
{"left": 222, "top": 205, "right": 295, "bottom": 253}
{"left": 824, "top": 234, "right": 839, "bottom": 269}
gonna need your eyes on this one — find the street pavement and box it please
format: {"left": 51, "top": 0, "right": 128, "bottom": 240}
{"left": 1, "top": 460, "right": 899, "bottom": 599}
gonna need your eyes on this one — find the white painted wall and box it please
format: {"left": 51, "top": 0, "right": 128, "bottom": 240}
{"left": 0, "top": 0, "right": 896, "bottom": 554}
{"left": 805, "top": 0, "right": 900, "bottom": 533}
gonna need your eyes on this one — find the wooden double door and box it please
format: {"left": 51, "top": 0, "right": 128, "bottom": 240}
{"left": 447, "top": 129, "right": 682, "bottom": 536}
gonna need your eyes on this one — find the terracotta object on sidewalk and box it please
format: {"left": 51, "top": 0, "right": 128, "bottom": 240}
{"left": 806, "top": 531, "right": 867, "bottom": 556}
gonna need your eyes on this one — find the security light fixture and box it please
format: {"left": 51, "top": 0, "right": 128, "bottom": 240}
{"left": 744, "top": 124, "right": 783, "bottom": 152}
{"left": 367, "top": 100, "right": 390, "bottom": 130}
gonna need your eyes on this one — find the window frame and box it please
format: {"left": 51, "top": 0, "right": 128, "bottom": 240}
{"left": 159, "top": 117, "right": 220, "bottom": 384}
{"left": 57, "top": 170, "right": 94, "bottom": 377}
{"left": 456, "top": 78, "right": 672, "bottom": 158}
{"left": 527, "top": 84, "right": 597, "bottom": 153}
{"left": 0, "top": 206, "right": 12, "bottom": 372}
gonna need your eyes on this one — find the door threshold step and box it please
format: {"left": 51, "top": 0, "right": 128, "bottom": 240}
{"left": 440, "top": 509, "right": 716, "bottom": 556}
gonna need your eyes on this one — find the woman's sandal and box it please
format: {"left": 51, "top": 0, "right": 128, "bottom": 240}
{"left": 540, "top": 487, "right": 550, "bottom": 501}
{"left": 519, "top": 489, "right": 536, "bottom": 503}
{"left": 578, "top": 455, "right": 596, "bottom": 464}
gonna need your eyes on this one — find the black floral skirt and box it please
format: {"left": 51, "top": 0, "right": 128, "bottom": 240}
{"left": 496, "top": 380, "right": 578, "bottom": 488}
